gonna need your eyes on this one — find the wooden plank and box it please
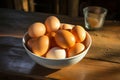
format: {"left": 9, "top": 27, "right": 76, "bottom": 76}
{"left": 54, "top": 0, "right": 59, "bottom": 14}
{"left": 14, "top": 0, "right": 29, "bottom": 12}
{"left": 14, "top": 0, "right": 23, "bottom": 10}
{"left": 59, "top": 0, "right": 68, "bottom": 15}
{"left": 22, "top": 0, "right": 29, "bottom": 12}
{"left": 28, "top": 0, "right": 34, "bottom": 12}
{"left": 68, "top": 0, "right": 79, "bottom": 17}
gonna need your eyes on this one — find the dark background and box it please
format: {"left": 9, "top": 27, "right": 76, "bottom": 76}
{"left": 0, "top": 0, "right": 120, "bottom": 21}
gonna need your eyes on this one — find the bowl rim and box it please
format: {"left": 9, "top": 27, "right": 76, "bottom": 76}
{"left": 22, "top": 32, "right": 92, "bottom": 61}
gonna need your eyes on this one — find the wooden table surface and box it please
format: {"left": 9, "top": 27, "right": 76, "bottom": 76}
{"left": 0, "top": 8, "right": 120, "bottom": 80}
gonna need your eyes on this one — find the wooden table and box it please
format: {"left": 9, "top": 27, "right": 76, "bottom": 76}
{"left": 0, "top": 8, "right": 120, "bottom": 80}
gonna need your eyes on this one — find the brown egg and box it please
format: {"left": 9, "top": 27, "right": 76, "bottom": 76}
{"left": 28, "top": 22, "right": 46, "bottom": 38}
{"left": 45, "top": 16, "right": 60, "bottom": 32}
{"left": 46, "top": 32, "right": 58, "bottom": 48}
{"left": 31, "top": 35, "right": 49, "bottom": 56}
{"left": 60, "top": 23, "right": 74, "bottom": 30}
{"left": 27, "top": 38, "right": 37, "bottom": 50}
{"left": 72, "top": 25, "right": 86, "bottom": 42}
{"left": 68, "top": 43, "right": 85, "bottom": 57}
{"left": 55, "top": 30, "right": 76, "bottom": 49}
{"left": 46, "top": 31, "right": 56, "bottom": 37}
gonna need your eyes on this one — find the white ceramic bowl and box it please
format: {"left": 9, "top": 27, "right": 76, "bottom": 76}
{"left": 22, "top": 32, "right": 92, "bottom": 69}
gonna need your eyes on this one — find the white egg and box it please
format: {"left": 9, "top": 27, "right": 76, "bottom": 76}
{"left": 46, "top": 47, "right": 66, "bottom": 59}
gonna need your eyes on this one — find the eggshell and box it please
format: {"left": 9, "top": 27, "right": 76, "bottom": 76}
{"left": 45, "top": 16, "right": 60, "bottom": 32}
{"left": 31, "top": 35, "right": 49, "bottom": 56}
{"left": 72, "top": 25, "right": 86, "bottom": 42}
{"left": 27, "top": 38, "right": 37, "bottom": 50}
{"left": 46, "top": 47, "right": 66, "bottom": 59}
{"left": 28, "top": 22, "right": 46, "bottom": 38}
{"left": 60, "top": 23, "right": 74, "bottom": 30}
{"left": 55, "top": 30, "right": 76, "bottom": 49}
{"left": 46, "top": 32, "right": 58, "bottom": 48}
{"left": 68, "top": 43, "right": 85, "bottom": 57}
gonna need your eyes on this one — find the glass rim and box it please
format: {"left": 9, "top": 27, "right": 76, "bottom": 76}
{"left": 83, "top": 6, "right": 108, "bottom": 14}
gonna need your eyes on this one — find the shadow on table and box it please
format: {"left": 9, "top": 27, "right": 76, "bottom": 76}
{"left": 0, "top": 36, "right": 59, "bottom": 80}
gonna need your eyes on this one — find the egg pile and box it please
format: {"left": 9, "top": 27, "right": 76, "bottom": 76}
{"left": 27, "top": 16, "right": 86, "bottom": 59}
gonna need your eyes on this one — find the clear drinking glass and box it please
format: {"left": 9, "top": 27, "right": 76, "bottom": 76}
{"left": 83, "top": 6, "right": 107, "bottom": 30}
